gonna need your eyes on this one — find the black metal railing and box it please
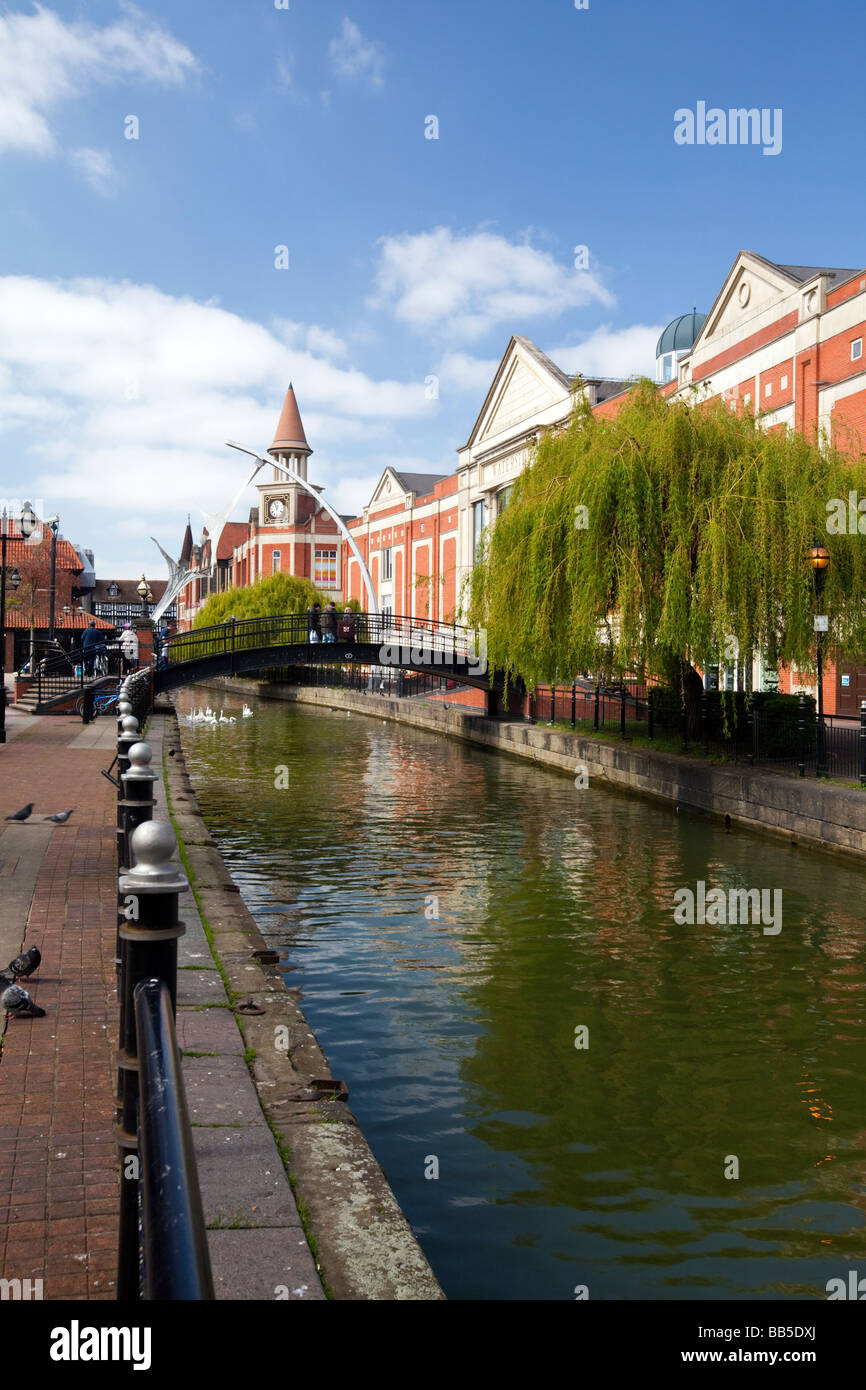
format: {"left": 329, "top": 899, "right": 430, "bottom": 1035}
{"left": 134, "top": 979, "right": 215, "bottom": 1301}
{"left": 529, "top": 679, "right": 866, "bottom": 785}
{"left": 275, "top": 663, "right": 456, "bottom": 699}
{"left": 115, "top": 669, "right": 213, "bottom": 1301}
{"left": 165, "top": 611, "right": 487, "bottom": 674}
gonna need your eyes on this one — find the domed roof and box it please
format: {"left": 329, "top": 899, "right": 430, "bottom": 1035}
{"left": 656, "top": 310, "right": 707, "bottom": 359}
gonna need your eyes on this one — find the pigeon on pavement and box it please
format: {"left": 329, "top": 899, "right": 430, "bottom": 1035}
{"left": 8, "top": 945, "right": 41, "bottom": 979}
{"left": 44, "top": 810, "right": 74, "bottom": 823}
{"left": 4, "top": 803, "right": 34, "bottom": 821}
{"left": 2, "top": 983, "right": 45, "bottom": 1018}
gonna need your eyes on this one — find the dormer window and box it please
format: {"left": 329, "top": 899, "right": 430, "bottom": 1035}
{"left": 108, "top": 582, "right": 119, "bottom": 598}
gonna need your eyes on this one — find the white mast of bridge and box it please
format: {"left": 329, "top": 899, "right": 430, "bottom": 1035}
{"left": 224, "top": 439, "right": 379, "bottom": 617}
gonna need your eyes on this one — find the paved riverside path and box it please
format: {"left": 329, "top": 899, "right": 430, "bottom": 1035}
{"left": 0, "top": 713, "right": 119, "bottom": 1299}
{"left": 0, "top": 708, "right": 325, "bottom": 1300}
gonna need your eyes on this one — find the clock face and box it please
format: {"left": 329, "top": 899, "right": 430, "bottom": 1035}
{"left": 268, "top": 498, "right": 286, "bottom": 520}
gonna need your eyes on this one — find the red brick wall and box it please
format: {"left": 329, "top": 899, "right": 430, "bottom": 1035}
{"left": 693, "top": 310, "right": 799, "bottom": 382}
{"left": 442, "top": 537, "right": 456, "bottom": 620}
{"left": 831, "top": 386, "right": 866, "bottom": 455}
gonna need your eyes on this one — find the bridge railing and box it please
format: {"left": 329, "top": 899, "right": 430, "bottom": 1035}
{"left": 165, "top": 612, "right": 488, "bottom": 674}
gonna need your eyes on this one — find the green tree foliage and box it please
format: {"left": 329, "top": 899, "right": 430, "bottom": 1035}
{"left": 468, "top": 380, "right": 866, "bottom": 697}
{"left": 193, "top": 573, "right": 331, "bottom": 628}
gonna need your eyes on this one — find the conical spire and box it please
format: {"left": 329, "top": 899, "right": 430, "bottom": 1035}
{"left": 270, "top": 383, "right": 311, "bottom": 456}
{"left": 180, "top": 515, "right": 193, "bottom": 564}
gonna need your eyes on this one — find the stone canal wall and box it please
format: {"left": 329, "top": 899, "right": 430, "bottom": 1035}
{"left": 161, "top": 704, "right": 445, "bottom": 1301}
{"left": 195, "top": 677, "right": 866, "bottom": 864}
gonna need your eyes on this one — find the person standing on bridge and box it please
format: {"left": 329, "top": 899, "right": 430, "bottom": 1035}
{"left": 120, "top": 623, "right": 139, "bottom": 674}
{"left": 80, "top": 620, "right": 104, "bottom": 678}
{"left": 308, "top": 602, "right": 321, "bottom": 643}
{"left": 320, "top": 602, "right": 338, "bottom": 644}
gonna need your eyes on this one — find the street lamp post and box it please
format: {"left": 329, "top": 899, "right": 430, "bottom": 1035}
{"left": 46, "top": 514, "right": 60, "bottom": 642}
{"left": 808, "top": 538, "right": 830, "bottom": 777}
{"left": 0, "top": 502, "right": 35, "bottom": 745}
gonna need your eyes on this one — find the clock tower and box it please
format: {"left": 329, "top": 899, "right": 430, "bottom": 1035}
{"left": 258, "top": 381, "right": 313, "bottom": 526}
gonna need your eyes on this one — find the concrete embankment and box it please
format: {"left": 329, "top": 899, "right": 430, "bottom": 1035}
{"left": 161, "top": 703, "right": 444, "bottom": 1302}
{"left": 197, "top": 677, "right": 866, "bottom": 865}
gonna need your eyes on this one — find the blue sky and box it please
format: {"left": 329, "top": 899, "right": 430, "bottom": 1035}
{"left": 0, "top": 0, "right": 863, "bottom": 578}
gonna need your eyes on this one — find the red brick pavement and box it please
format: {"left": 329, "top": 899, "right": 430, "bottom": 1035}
{"left": 0, "top": 716, "right": 120, "bottom": 1299}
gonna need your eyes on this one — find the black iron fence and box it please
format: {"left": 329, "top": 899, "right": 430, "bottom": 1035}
{"left": 113, "top": 667, "right": 214, "bottom": 1301}
{"left": 271, "top": 663, "right": 455, "bottom": 699}
{"left": 531, "top": 679, "right": 866, "bottom": 785}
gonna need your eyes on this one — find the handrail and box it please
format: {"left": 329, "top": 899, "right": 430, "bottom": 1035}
{"left": 134, "top": 979, "right": 215, "bottom": 1301}
{"left": 165, "top": 611, "right": 487, "bottom": 674}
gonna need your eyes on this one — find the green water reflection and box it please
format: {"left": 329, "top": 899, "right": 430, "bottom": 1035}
{"left": 176, "top": 692, "right": 866, "bottom": 1300}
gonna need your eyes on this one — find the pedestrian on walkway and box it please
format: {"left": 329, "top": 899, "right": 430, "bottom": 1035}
{"left": 80, "top": 620, "right": 105, "bottom": 677}
{"left": 119, "top": 623, "right": 139, "bottom": 674}
{"left": 308, "top": 602, "right": 322, "bottom": 643}
{"left": 321, "top": 602, "right": 338, "bottom": 644}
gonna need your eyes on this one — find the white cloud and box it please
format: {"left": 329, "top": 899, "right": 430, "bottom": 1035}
{"left": 436, "top": 352, "right": 501, "bottom": 394}
{"left": 0, "top": 276, "right": 432, "bottom": 539}
{"left": 0, "top": 3, "right": 197, "bottom": 157}
{"left": 68, "top": 147, "right": 118, "bottom": 197}
{"left": 328, "top": 18, "right": 385, "bottom": 89}
{"left": 274, "top": 319, "right": 348, "bottom": 361}
{"left": 371, "top": 228, "right": 614, "bottom": 342}
{"left": 547, "top": 323, "right": 664, "bottom": 380}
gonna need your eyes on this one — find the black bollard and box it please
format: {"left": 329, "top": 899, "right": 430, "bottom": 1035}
{"left": 571, "top": 681, "right": 576, "bottom": 730}
{"left": 116, "top": 820, "right": 189, "bottom": 1301}
{"left": 747, "top": 694, "right": 755, "bottom": 767}
{"left": 594, "top": 684, "right": 600, "bottom": 732}
{"left": 860, "top": 700, "right": 866, "bottom": 788}
{"left": 648, "top": 688, "right": 654, "bottom": 741}
{"left": 701, "top": 689, "right": 709, "bottom": 755}
{"left": 798, "top": 692, "right": 806, "bottom": 778}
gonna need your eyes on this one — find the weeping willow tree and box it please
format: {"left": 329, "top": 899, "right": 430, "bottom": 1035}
{"left": 467, "top": 379, "right": 866, "bottom": 726}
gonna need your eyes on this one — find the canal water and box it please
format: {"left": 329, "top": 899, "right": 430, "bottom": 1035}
{"left": 176, "top": 692, "right": 866, "bottom": 1301}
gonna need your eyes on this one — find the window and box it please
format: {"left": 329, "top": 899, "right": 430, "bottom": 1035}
{"left": 381, "top": 547, "right": 393, "bottom": 580}
{"left": 472, "top": 498, "right": 488, "bottom": 561}
{"left": 765, "top": 382, "right": 772, "bottom": 396}
{"left": 853, "top": 338, "right": 863, "bottom": 362}
{"left": 108, "top": 582, "right": 119, "bottom": 598}
{"left": 497, "top": 486, "right": 513, "bottom": 517}
{"left": 744, "top": 392, "right": 751, "bottom": 405}
{"left": 780, "top": 374, "right": 788, "bottom": 389}
{"left": 315, "top": 548, "right": 337, "bottom": 586}
{"left": 271, "top": 549, "right": 281, "bottom": 572}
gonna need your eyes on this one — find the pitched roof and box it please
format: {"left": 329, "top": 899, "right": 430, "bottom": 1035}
{"left": 180, "top": 518, "right": 194, "bottom": 564}
{"left": 391, "top": 470, "right": 449, "bottom": 497}
{"left": 3, "top": 607, "right": 114, "bottom": 630}
{"left": 91, "top": 578, "right": 168, "bottom": 603}
{"left": 0, "top": 534, "right": 84, "bottom": 572}
{"left": 513, "top": 334, "right": 573, "bottom": 391}
{"left": 215, "top": 521, "right": 249, "bottom": 561}
{"left": 270, "top": 383, "right": 310, "bottom": 454}
{"left": 769, "top": 260, "right": 860, "bottom": 286}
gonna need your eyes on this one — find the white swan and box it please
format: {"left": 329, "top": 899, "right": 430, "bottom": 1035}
{"left": 242, "top": 704, "right": 253, "bottom": 719}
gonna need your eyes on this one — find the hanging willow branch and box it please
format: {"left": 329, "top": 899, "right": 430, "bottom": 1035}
{"left": 467, "top": 380, "right": 866, "bottom": 691}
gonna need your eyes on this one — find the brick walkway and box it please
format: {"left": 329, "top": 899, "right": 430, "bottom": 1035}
{"left": 0, "top": 713, "right": 119, "bottom": 1299}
